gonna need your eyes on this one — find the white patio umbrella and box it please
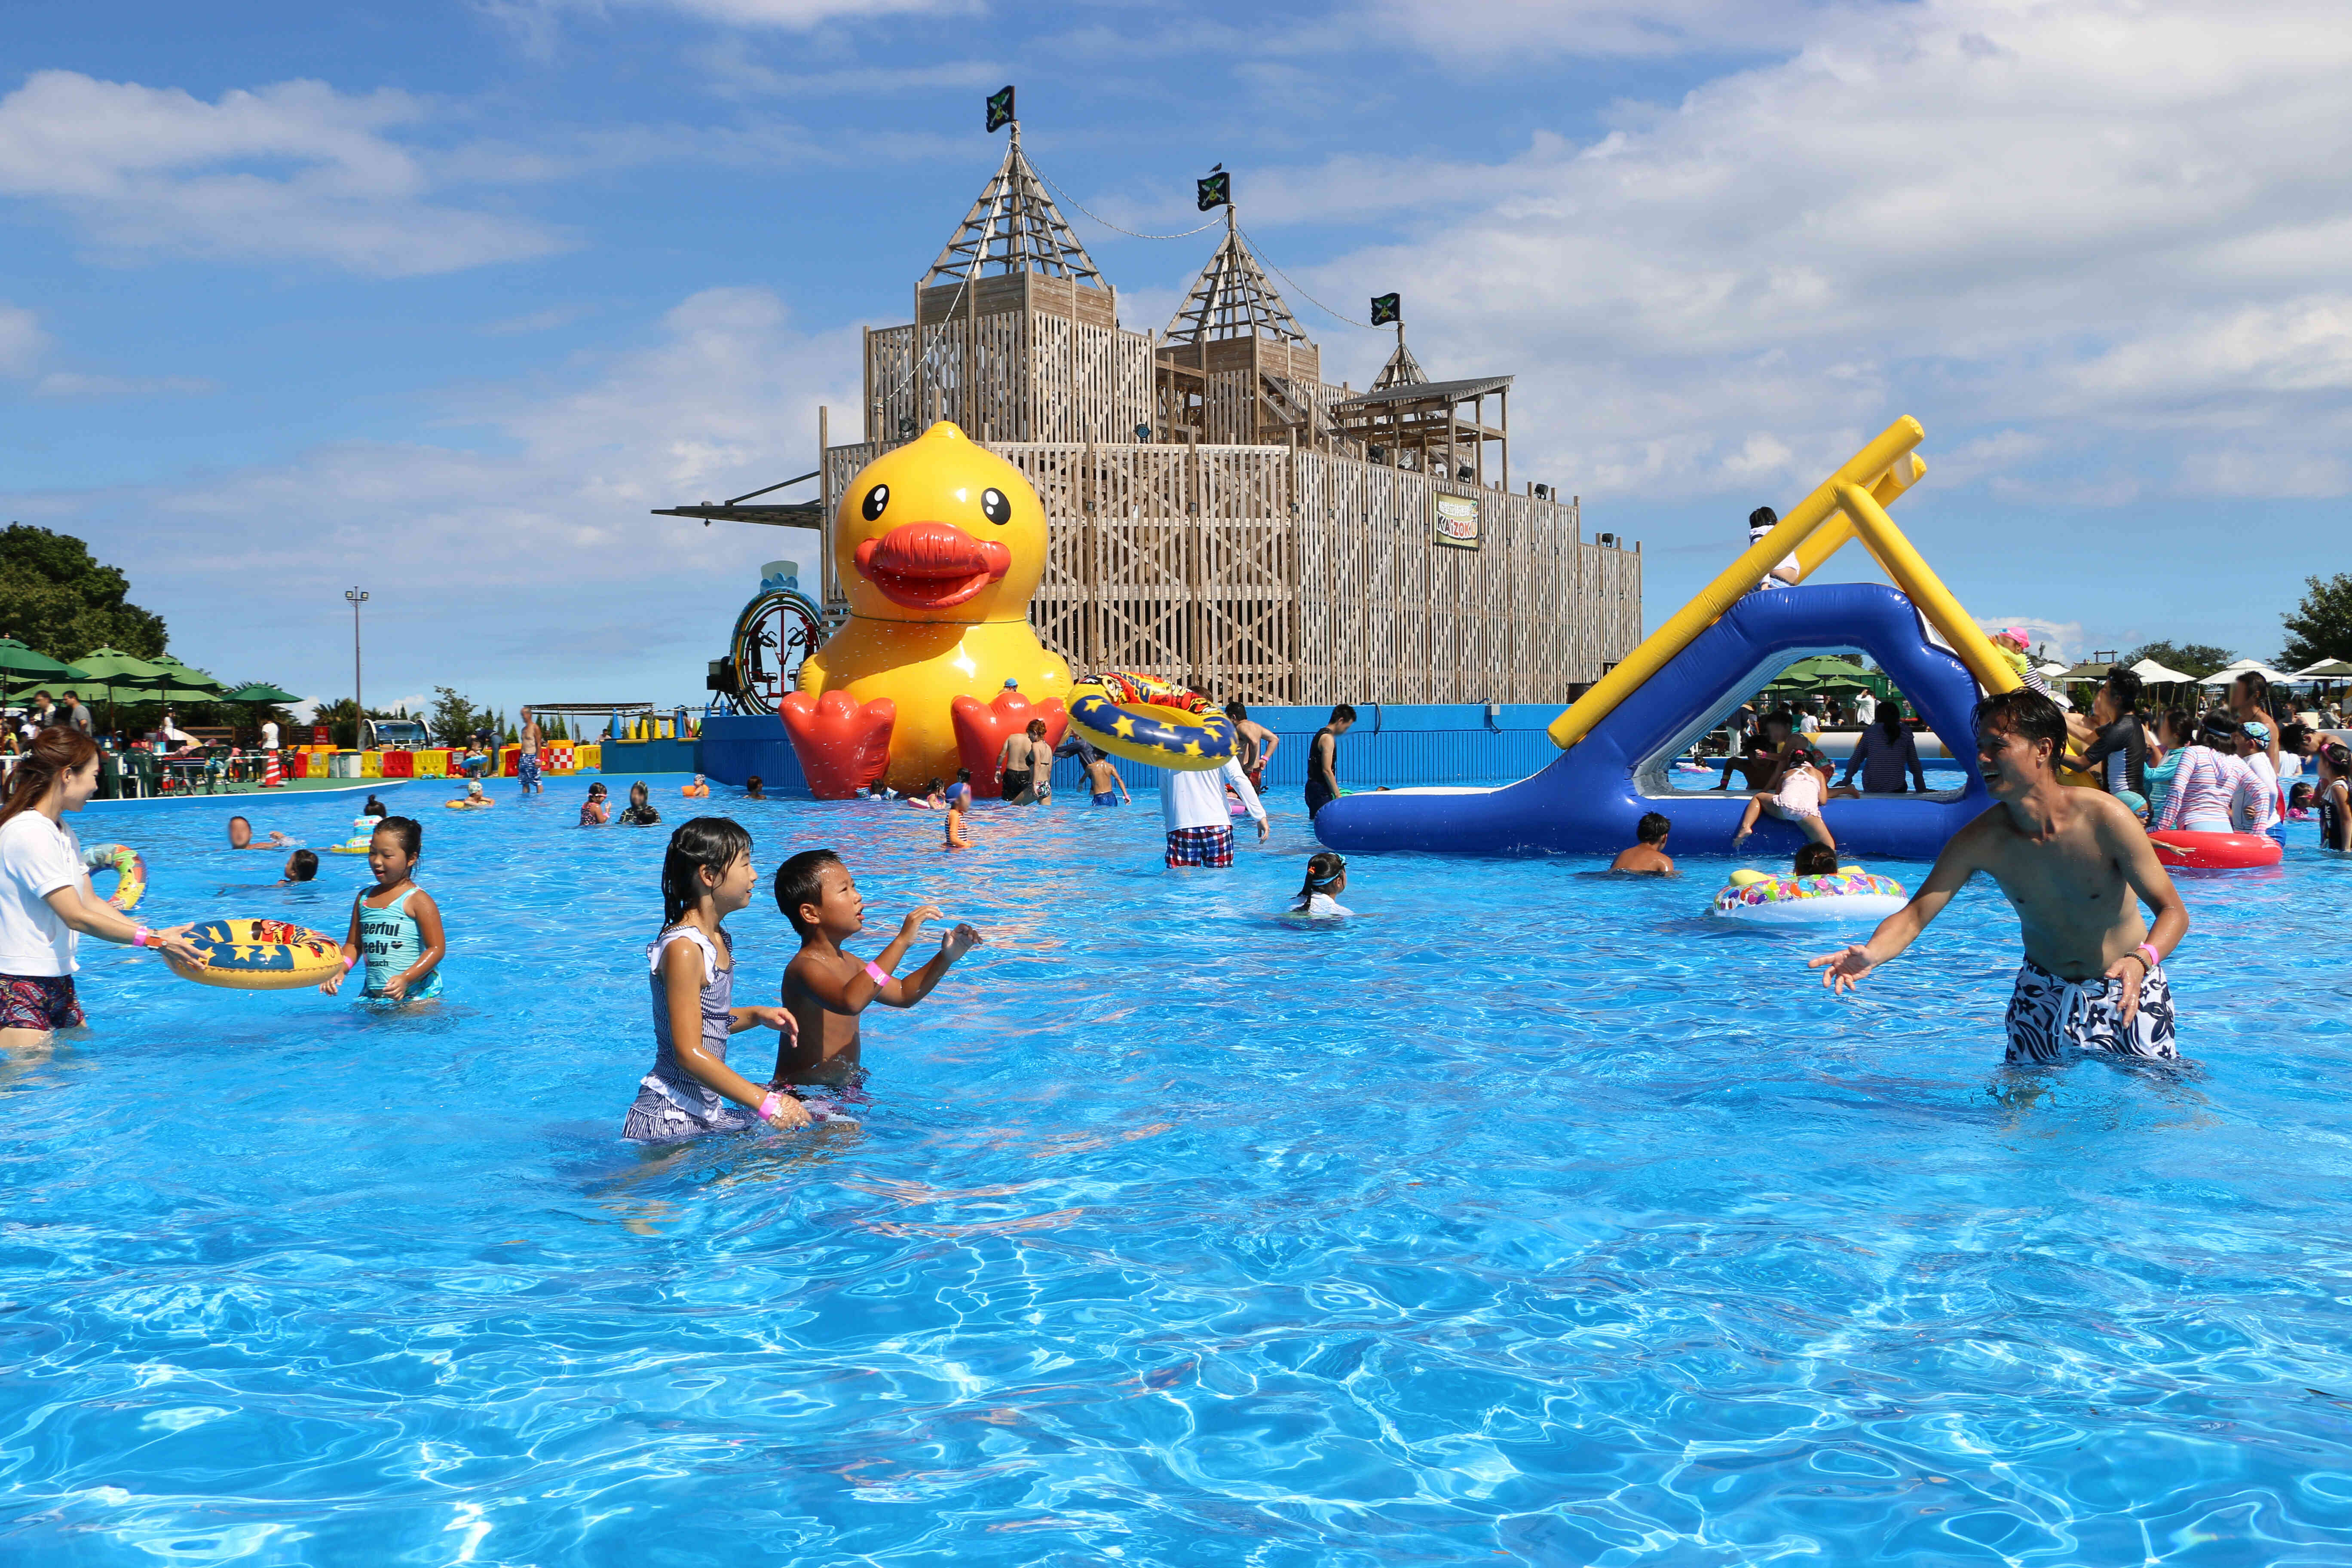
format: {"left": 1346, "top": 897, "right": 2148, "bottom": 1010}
{"left": 2129, "top": 657, "right": 2196, "bottom": 685}
{"left": 2034, "top": 660, "right": 2072, "bottom": 678}
{"left": 2199, "top": 658, "right": 2293, "bottom": 686}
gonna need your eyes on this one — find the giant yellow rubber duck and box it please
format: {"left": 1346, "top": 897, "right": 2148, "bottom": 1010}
{"left": 794, "top": 421, "right": 1072, "bottom": 793}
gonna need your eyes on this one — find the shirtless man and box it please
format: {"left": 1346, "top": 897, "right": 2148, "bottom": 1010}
{"left": 1305, "top": 704, "right": 1355, "bottom": 818}
{"left": 516, "top": 707, "right": 544, "bottom": 796}
{"left": 1225, "top": 701, "right": 1279, "bottom": 792}
{"left": 1809, "top": 689, "right": 2190, "bottom": 1063}
{"left": 772, "top": 848, "right": 981, "bottom": 1085}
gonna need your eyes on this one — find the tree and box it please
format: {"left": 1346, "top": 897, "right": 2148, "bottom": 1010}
{"left": 0, "top": 524, "right": 168, "bottom": 661}
{"left": 2121, "top": 640, "right": 2236, "bottom": 679}
{"left": 2279, "top": 572, "right": 2352, "bottom": 670}
{"left": 430, "top": 686, "right": 493, "bottom": 746}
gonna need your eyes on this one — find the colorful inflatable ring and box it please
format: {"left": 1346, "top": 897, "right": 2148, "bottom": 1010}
{"left": 330, "top": 816, "right": 377, "bottom": 855}
{"left": 79, "top": 842, "right": 147, "bottom": 911}
{"left": 2148, "top": 831, "right": 2282, "bottom": 870}
{"left": 1069, "top": 671, "right": 1235, "bottom": 772}
{"left": 1710, "top": 866, "right": 1910, "bottom": 924}
{"left": 166, "top": 919, "right": 346, "bottom": 991}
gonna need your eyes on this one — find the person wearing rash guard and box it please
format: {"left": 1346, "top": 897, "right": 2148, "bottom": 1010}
{"left": 2154, "top": 715, "right": 2257, "bottom": 834}
{"left": 2235, "top": 720, "right": 2283, "bottom": 838}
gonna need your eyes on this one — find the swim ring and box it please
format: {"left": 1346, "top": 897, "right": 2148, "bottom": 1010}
{"left": 1709, "top": 865, "right": 1909, "bottom": 924}
{"left": 1069, "top": 671, "right": 1235, "bottom": 772}
{"left": 79, "top": 842, "right": 147, "bottom": 911}
{"left": 166, "top": 919, "right": 346, "bottom": 991}
{"left": 330, "top": 815, "right": 378, "bottom": 855}
{"left": 2148, "top": 831, "right": 2282, "bottom": 870}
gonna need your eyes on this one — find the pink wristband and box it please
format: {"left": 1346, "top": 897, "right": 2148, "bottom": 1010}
{"left": 864, "top": 960, "right": 891, "bottom": 987}
{"left": 756, "top": 1091, "right": 783, "bottom": 1124}
{"left": 132, "top": 926, "right": 150, "bottom": 948}
{"left": 343, "top": 953, "right": 359, "bottom": 971}
{"left": 2135, "top": 942, "right": 2160, "bottom": 972}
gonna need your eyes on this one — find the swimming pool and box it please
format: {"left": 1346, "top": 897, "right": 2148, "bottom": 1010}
{"left": 7, "top": 776, "right": 2351, "bottom": 1562}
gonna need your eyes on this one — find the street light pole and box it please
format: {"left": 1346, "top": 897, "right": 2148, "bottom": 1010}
{"left": 345, "top": 587, "right": 369, "bottom": 747}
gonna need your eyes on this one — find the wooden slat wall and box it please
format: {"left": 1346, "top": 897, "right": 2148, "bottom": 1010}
{"left": 818, "top": 437, "right": 1639, "bottom": 702}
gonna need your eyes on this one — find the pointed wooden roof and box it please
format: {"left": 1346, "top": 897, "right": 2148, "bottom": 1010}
{"left": 920, "top": 126, "right": 1104, "bottom": 288}
{"left": 1161, "top": 211, "right": 1308, "bottom": 346}
{"left": 1371, "top": 334, "right": 1427, "bottom": 389}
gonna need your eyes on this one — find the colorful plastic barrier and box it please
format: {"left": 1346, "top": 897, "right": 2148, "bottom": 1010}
{"left": 416, "top": 750, "right": 448, "bottom": 778}
{"left": 380, "top": 750, "right": 415, "bottom": 778}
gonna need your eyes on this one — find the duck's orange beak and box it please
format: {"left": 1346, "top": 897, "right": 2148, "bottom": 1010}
{"left": 853, "top": 521, "right": 1012, "bottom": 610}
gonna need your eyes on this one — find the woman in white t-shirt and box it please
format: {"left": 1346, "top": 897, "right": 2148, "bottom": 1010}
{"left": 0, "top": 730, "right": 201, "bottom": 1047}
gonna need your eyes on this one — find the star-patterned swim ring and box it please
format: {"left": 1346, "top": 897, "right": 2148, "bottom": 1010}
{"left": 166, "top": 919, "right": 347, "bottom": 991}
{"left": 1069, "top": 671, "right": 1237, "bottom": 773}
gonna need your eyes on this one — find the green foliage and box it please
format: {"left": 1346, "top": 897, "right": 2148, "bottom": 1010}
{"left": 2122, "top": 640, "right": 2236, "bottom": 679}
{"left": 430, "top": 686, "right": 494, "bottom": 746}
{"left": 0, "top": 524, "right": 168, "bottom": 662}
{"left": 2279, "top": 572, "right": 2352, "bottom": 670}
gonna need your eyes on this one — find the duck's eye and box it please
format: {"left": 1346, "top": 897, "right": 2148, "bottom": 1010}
{"left": 861, "top": 484, "right": 889, "bottom": 521}
{"left": 980, "top": 487, "right": 1011, "bottom": 526}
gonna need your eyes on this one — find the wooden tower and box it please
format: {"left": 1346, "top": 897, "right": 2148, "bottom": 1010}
{"left": 1154, "top": 208, "right": 1327, "bottom": 447}
{"left": 864, "top": 124, "right": 1153, "bottom": 447}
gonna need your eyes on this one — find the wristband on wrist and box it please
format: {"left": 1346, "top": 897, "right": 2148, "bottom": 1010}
{"left": 343, "top": 953, "right": 359, "bottom": 971}
{"left": 864, "top": 959, "right": 891, "bottom": 988}
{"left": 132, "top": 925, "right": 150, "bottom": 948}
{"left": 756, "top": 1091, "right": 783, "bottom": 1124}
{"left": 2133, "top": 942, "right": 2160, "bottom": 972}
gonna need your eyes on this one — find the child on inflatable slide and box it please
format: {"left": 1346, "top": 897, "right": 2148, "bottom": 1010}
{"left": 1731, "top": 735, "right": 1838, "bottom": 854}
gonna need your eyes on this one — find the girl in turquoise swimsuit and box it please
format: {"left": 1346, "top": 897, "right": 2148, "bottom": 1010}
{"left": 321, "top": 815, "right": 445, "bottom": 1002}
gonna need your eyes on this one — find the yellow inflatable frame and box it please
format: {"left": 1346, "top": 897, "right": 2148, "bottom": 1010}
{"left": 1545, "top": 416, "right": 2020, "bottom": 752}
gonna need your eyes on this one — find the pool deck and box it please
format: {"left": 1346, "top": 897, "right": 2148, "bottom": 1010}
{"left": 82, "top": 778, "right": 413, "bottom": 813}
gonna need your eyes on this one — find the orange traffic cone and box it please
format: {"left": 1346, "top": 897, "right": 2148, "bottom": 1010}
{"left": 262, "top": 749, "right": 284, "bottom": 788}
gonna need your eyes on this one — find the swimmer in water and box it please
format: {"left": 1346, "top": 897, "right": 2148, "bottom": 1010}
{"left": 943, "top": 780, "right": 971, "bottom": 850}
{"left": 1085, "top": 751, "right": 1129, "bottom": 806}
{"left": 1792, "top": 842, "right": 1838, "bottom": 876}
{"left": 772, "top": 848, "right": 981, "bottom": 1086}
{"left": 1808, "top": 689, "right": 2190, "bottom": 1064}
{"left": 321, "top": 815, "right": 444, "bottom": 1003}
{"left": 1288, "top": 852, "right": 1353, "bottom": 917}
{"left": 1609, "top": 811, "right": 1675, "bottom": 875}
{"left": 448, "top": 779, "right": 494, "bottom": 810}
{"left": 227, "top": 815, "right": 292, "bottom": 850}
{"left": 620, "top": 817, "right": 806, "bottom": 1142}
{"left": 281, "top": 848, "right": 318, "bottom": 885}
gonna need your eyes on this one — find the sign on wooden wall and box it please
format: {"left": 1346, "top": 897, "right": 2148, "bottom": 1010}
{"left": 1434, "top": 493, "right": 1481, "bottom": 550}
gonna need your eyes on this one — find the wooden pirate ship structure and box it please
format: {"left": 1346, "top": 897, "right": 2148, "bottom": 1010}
{"left": 671, "top": 116, "right": 1641, "bottom": 706}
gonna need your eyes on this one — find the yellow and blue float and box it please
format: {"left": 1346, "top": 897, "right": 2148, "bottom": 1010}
{"left": 1709, "top": 865, "right": 1908, "bottom": 925}
{"left": 1068, "top": 671, "right": 1236, "bottom": 772}
{"left": 79, "top": 843, "right": 147, "bottom": 911}
{"left": 166, "top": 919, "right": 346, "bottom": 991}
{"left": 330, "top": 815, "right": 380, "bottom": 854}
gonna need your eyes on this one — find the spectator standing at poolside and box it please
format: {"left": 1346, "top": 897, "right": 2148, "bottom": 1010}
{"left": 1226, "top": 701, "right": 1280, "bottom": 793}
{"left": 1165, "top": 753, "right": 1267, "bottom": 869}
{"left": 59, "top": 692, "right": 92, "bottom": 735}
{"left": 1304, "top": 705, "right": 1355, "bottom": 818}
{"left": 1837, "top": 704, "right": 1928, "bottom": 795}
{"left": 1853, "top": 688, "right": 1878, "bottom": 727}
{"left": 1746, "top": 507, "right": 1799, "bottom": 592}
{"left": 24, "top": 692, "right": 55, "bottom": 738}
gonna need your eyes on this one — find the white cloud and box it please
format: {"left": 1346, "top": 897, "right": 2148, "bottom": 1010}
{"left": 32, "top": 372, "right": 218, "bottom": 400}
{"left": 1253, "top": 0, "right": 2352, "bottom": 504}
{"left": 0, "top": 71, "right": 564, "bottom": 276}
{"left": 508, "top": 0, "right": 971, "bottom": 38}
{"left": 0, "top": 301, "right": 46, "bottom": 376}
{"left": 1367, "top": 0, "right": 1841, "bottom": 61}
{"left": 2, "top": 288, "right": 863, "bottom": 704}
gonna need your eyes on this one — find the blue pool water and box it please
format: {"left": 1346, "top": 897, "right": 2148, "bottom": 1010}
{"left": 6, "top": 775, "right": 2352, "bottom": 1564}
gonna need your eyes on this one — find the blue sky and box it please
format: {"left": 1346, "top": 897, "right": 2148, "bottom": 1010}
{"left": 3, "top": 0, "right": 2346, "bottom": 717}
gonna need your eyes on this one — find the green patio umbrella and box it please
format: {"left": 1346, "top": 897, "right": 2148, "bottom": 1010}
{"left": 0, "top": 637, "right": 92, "bottom": 684}
{"left": 148, "top": 655, "right": 228, "bottom": 693}
{"left": 225, "top": 682, "right": 302, "bottom": 704}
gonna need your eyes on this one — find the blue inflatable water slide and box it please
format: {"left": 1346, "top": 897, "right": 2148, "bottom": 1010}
{"left": 1314, "top": 417, "right": 2024, "bottom": 862}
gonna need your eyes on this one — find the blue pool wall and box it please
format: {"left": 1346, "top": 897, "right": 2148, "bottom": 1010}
{"left": 689, "top": 705, "right": 1571, "bottom": 799}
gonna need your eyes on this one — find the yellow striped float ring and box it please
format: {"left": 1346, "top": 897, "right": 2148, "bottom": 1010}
{"left": 80, "top": 843, "right": 147, "bottom": 912}
{"left": 331, "top": 816, "right": 378, "bottom": 854}
{"left": 1069, "top": 671, "right": 1236, "bottom": 772}
{"left": 167, "top": 919, "right": 346, "bottom": 991}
